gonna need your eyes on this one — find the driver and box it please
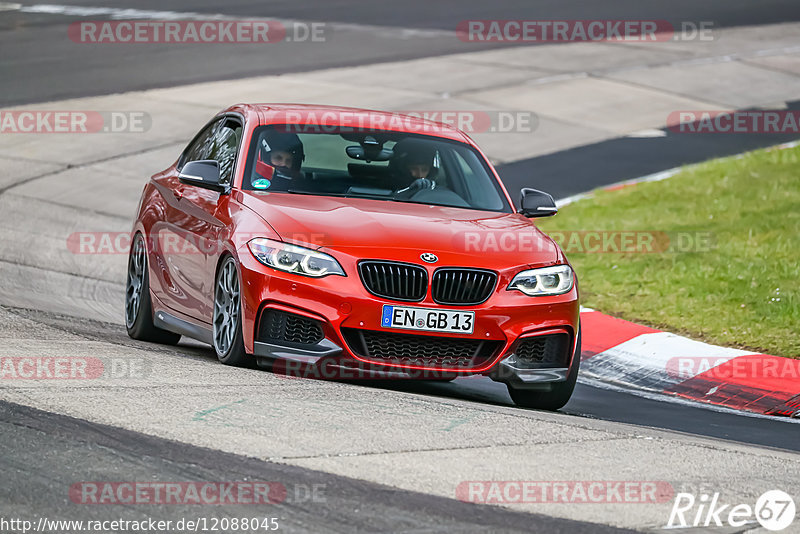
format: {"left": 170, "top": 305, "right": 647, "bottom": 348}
{"left": 389, "top": 138, "right": 440, "bottom": 196}
{"left": 252, "top": 131, "right": 306, "bottom": 190}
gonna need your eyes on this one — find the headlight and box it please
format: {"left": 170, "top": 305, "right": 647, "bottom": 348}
{"left": 508, "top": 265, "right": 574, "bottom": 296}
{"left": 247, "top": 238, "right": 345, "bottom": 278}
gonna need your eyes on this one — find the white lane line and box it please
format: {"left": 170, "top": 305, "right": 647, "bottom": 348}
{"left": 556, "top": 167, "right": 680, "bottom": 207}
{"left": 19, "top": 5, "right": 222, "bottom": 19}
{"left": 4, "top": 3, "right": 456, "bottom": 38}
{"left": 626, "top": 128, "right": 667, "bottom": 138}
{"left": 557, "top": 138, "right": 800, "bottom": 207}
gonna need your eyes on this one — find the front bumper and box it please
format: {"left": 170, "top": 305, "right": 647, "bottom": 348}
{"left": 238, "top": 252, "right": 580, "bottom": 383}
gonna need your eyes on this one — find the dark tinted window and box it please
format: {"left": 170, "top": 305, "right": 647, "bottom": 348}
{"left": 182, "top": 118, "right": 243, "bottom": 185}
{"left": 243, "top": 126, "right": 512, "bottom": 213}
{"left": 182, "top": 120, "right": 219, "bottom": 165}
{"left": 209, "top": 120, "right": 242, "bottom": 185}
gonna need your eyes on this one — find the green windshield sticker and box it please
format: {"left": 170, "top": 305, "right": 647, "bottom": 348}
{"left": 252, "top": 178, "right": 271, "bottom": 189}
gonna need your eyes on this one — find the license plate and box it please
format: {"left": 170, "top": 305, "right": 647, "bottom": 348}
{"left": 381, "top": 305, "right": 474, "bottom": 334}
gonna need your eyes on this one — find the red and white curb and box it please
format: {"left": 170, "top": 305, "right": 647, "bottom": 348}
{"left": 560, "top": 141, "right": 800, "bottom": 418}
{"left": 578, "top": 307, "right": 800, "bottom": 419}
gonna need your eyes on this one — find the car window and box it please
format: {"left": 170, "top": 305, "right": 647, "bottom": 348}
{"left": 242, "top": 126, "right": 512, "bottom": 213}
{"left": 181, "top": 118, "right": 242, "bottom": 185}
{"left": 301, "top": 134, "right": 392, "bottom": 171}
{"left": 182, "top": 120, "right": 220, "bottom": 166}
{"left": 209, "top": 120, "right": 243, "bottom": 185}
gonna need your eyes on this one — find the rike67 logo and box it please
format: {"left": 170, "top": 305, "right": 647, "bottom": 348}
{"left": 668, "top": 490, "right": 796, "bottom": 531}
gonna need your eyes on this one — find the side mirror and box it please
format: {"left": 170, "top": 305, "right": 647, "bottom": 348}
{"left": 519, "top": 188, "right": 558, "bottom": 218}
{"left": 179, "top": 160, "right": 229, "bottom": 194}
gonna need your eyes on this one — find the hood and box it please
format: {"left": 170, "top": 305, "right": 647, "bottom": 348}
{"left": 239, "top": 191, "right": 559, "bottom": 269}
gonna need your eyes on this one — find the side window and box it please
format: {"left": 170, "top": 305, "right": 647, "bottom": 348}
{"left": 209, "top": 119, "right": 243, "bottom": 185}
{"left": 182, "top": 120, "right": 219, "bottom": 167}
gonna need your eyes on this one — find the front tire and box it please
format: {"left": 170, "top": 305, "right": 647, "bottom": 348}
{"left": 212, "top": 256, "right": 251, "bottom": 367}
{"left": 507, "top": 328, "right": 581, "bottom": 411}
{"left": 125, "top": 233, "right": 181, "bottom": 345}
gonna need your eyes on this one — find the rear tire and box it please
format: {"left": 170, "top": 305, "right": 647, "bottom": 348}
{"left": 212, "top": 256, "right": 252, "bottom": 367}
{"left": 125, "top": 233, "right": 182, "bottom": 345}
{"left": 507, "top": 328, "right": 581, "bottom": 411}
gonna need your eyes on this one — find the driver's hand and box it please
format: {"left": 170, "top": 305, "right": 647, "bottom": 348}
{"left": 409, "top": 178, "right": 435, "bottom": 191}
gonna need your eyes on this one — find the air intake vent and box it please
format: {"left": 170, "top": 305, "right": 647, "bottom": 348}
{"left": 342, "top": 328, "right": 501, "bottom": 370}
{"left": 514, "top": 333, "right": 570, "bottom": 367}
{"left": 432, "top": 268, "right": 497, "bottom": 306}
{"left": 358, "top": 261, "right": 428, "bottom": 302}
{"left": 258, "top": 309, "right": 324, "bottom": 346}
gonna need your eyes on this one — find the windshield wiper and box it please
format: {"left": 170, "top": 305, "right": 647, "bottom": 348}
{"left": 286, "top": 189, "right": 349, "bottom": 197}
{"left": 284, "top": 189, "right": 477, "bottom": 210}
{"left": 286, "top": 189, "right": 400, "bottom": 201}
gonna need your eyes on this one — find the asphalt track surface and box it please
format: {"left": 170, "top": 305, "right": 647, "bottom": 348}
{"left": 1, "top": 401, "right": 636, "bottom": 534}
{"left": 2, "top": 1, "right": 800, "bottom": 532}
{"left": 3, "top": 0, "right": 800, "bottom": 105}
{"left": 498, "top": 101, "right": 800, "bottom": 201}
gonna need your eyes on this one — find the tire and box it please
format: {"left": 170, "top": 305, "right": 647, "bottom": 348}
{"left": 212, "top": 256, "right": 252, "bottom": 367}
{"left": 507, "top": 328, "right": 581, "bottom": 411}
{"left": 125, "top": 233, "right": 182, "bottom": 345}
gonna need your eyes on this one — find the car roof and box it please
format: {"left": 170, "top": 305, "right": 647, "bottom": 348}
{"left": 225, "top": 103, "right": 472, "bottom": 144}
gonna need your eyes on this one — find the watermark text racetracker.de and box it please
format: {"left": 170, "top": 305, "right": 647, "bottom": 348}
{"left": 458, "top": 230, "right": 715, "bottom": 254}
{"left": 0, "top": 111, "right": 151, "bottom": 134}
{"left": 69, "top": 20, "right": 326, "bottom": 43}
{"left": 457, "top": 20, "right": 715, "bottom": 42}
{"left": 0, "top": 516, "right": 280, "bottom": 533}
{"left": 67, "top": 230, "right": 716, "bottom": 256}
{"left": 669, "top": 110, "right": 800, "bottom": 134}
{"left": 273, "top": 110, "right": 538, "bottom": 134}
{"left": 69, "top": 481, "right": 325, "bottom": 505}
{"left": 457, "top": 481, "right": 674, "bottom": 504}
{"left": 0, "top": 357, "right": 151, "bottom": 380}
{"left": 666, "top": 356, "right": 800, "bottom": 381}
{"left": 67, "top": 231, "right": 332, "bottom": 255}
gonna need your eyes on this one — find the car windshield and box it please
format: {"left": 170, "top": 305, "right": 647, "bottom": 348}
{"left": 242, "top": 125, "right": 512, "bottom": 212}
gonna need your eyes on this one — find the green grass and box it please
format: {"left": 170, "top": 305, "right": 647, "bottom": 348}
{"left": 537, "top": 144, "right": 800, "bottom": 358}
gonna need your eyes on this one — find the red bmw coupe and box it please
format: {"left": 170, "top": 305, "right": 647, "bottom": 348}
{"left": 126, "top": 104, "right": 580, "bottom": 409}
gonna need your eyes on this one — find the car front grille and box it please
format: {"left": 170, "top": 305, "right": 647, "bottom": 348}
{"left": 257, "top": 309, "right": 324, "bottom": 346}
{"left": 358, "top": 261, "right": 497, "bottom": 305}
{"left": 358, "top": 261, "right": 428, "bottom": 301}
{"left": 341, "top": 328, "right": 501, "bottom": 370}
{"left": 514, "top": 333, "right": 570, "bottom": 367}
{"left": 432, "top": 268, "right": 497, "bottom": 305}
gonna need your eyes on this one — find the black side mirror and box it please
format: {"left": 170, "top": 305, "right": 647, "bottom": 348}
{"left": 179, "top": 160, "right": 229, "bottom": 194}
{"left": 519, "top": 188, "right": 558, "bottom": 218}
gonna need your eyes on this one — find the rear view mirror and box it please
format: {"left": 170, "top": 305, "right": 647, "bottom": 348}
{"left": 519, "top": 188, "right": 558, "bottom": 218}
{"left": 345, "top": 134, "right": 393, "bottom": 162}
{"left": 179, "top": 160, "right": 229, "bottom": 194}
{"left": 346, "top": 145, "right": 393, "bottom": 162}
